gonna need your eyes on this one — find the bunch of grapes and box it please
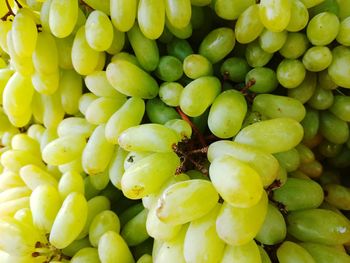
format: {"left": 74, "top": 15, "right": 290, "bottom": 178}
{"left": 0, "top": 0, "right": 350, "bottom": 262}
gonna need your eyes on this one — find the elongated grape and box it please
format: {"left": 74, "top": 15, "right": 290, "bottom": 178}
{"left": 214, "top": 0, "right": 254, "bottom": 20}
{"left": 85, "top": 71, "right": 125, "bottom": 98}
{"left": 108, "top": 147, "right": 128, "bottom": 189}
{"left": 245, "top": 40, "right": 273, "bottom": 67}
{"left": 319, "top": 111, "right": 349, "bottom": 144}
{"left": 50, "top": 192, "right": 88, "bottom": 249}
{"left": 221, "top": 240, "right": 262, "bottom": 263}
{"left": 216, "top": 192, "right": 268, "bottom": 246}
{"left": 121, "top": 209, "right": 149, "bottom": 246}
{"left": 328, "top": 46, "right": 350, "bottom": 89}
{"left": 1, "top": 150, "right": 44, "bottom": 172}
{"left": 287, "top": 0, "right": 309, "bottom": 32}
{"left": 110, "top": 0, "right": 136, "bottom": 32}
{"left": 277, "top": 241, "right": 315, "bottom": 263}
{"left": 329, "top": 95, "right": 350, "bottom": 121}
{"left": 121, "top": 152, "right": 180, "bottom": 199}
{"left": 337, "top": 17, "right": 350, "bottom": 45}
{"left": 19, "top": 164, "right": 57, "bottom": 190}
{"left": 324, "top": 184, "right": 350, "bottom": 210}
{"left": 0, "top": 187, "right": 31, "bottom": 203}
{"left": 49, "top": 0, "right": 78, "bottom": 38}
{"left": 287, "top": 209, "right": 350, "bottom": 245}
{"left": 0, "top": 196, "right": 30, "bottom": 217}
{"left": 259, "top": 0, "right": 291, "bottom": 32}
{"left": 288, "top": 72, "right": 317, "bottom": 104}
{"left": 11, "top": 134, "right": 41, "bottom": 157}
{"left": 55, "top": 35, "right": 74, "bottom": 70}
{"left": 71, "top": 247, "right": 100, "bottom": 263}
{"left": 300, "top": 242, "right": 350, "bottom": 263}
{"left": 164, "top": 0, "right": 191, "bottom": 29}
{"left": 58, "top": 171, "right": 84, "bottom": 199}
{"left": 138, "top": 0, "right": 165, "bottom": 39}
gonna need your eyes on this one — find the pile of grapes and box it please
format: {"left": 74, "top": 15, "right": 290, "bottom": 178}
{"left": 0, "top": 0, "right": 350, "bottom": 262}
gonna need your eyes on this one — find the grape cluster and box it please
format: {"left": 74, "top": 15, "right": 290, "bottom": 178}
{"left": 0, "top": 0, "right": 350, "bottom": 262}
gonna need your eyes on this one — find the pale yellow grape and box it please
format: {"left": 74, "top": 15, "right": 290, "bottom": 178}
{"left": 49, "top": 192, "right": 88, "bottom": 249}
{"left": 94, "top": 51, "right": 107, "bottom": 71}
{"left": 39, "top": 128, "right": 58, "bottom": 151}
{"left": 31, "top": 70, "right": 59, "bottom": 95}
{"left": 32, "top": 31, "right": 58, "bottom": 75}
{"left": 105, "top": 97, "right": 145, "bottom": 144}
{"left": 58, "top": 157, "right": 83, "bottom": 174}
{"left": 152, "top": 239, "right": 164, "bottom": 263}
{"left": 164, "top": 0, "right": 191, "bottom": 29}
{"left": 78, "top": 93, "right": 98, "bottom": 116}
{"left": 89, "top": 171, "right": 110, "bottom": 190}
{"left": 30, "top": 184, "right": 61, "bottom": 233}
{"left": 235, "top": 5, "right": 264, "bottom": 44}
{"left": 216, "top": 192, "right": 268, "bottom": 246}
{"left": 137, "top": 254, "right": 152, "bottom": 263}
{"left": 31, "top": 92, "right": 44, "bottom": 124}
{"left": 337, "top": 17, "right": 350, "bottom": 46}
{"left": 118, "top": 123, "right": 179, "bottom": 152}
{"left": 82, "top": 125, "right": 115, "bottom": 175}
{"left": 106, "top": 26, "right": 125, "bottom": 55}
{"left": 85, "top": 96, "right": 127, "bottom": 125}
{"left": 72, "top": 26, "right": 101, "bottom": 76}
{"left": 286, "top": 0, "right": 309, "bottom": 32}
{"left": 214, "top": 0, "right": 255, "bottom": 20}
{"left": 77, "top": 195, "right": 111, "bottom": 240}
{"left": 121, "top": 152, "right": 180, "bottom": 199}
{"left": 164, "top": 119, "right": 192, "bottom": 141}
{"left": 184, "top": 204, "right": 225, "bottom": 263}
{"left": 124, "top": 151, "right": 152, "bottom": 170}
{"left": 0, "top": 186, "right": 31, "bottom": 203}
{"left": 0, "top": 69, "right": 14, "bottom": 100}
{"left": 85, "top": 10, "right": 113, "bottom": 51}
{"left": 19, "top": 164, "right": 58, "bottom": 190}
{"left": 42, "top": 134, "right": 86, "bottom": 166}
{"left": 234, "top": 118, "right": 304, "bottom": 154}
{"left": 108, "top": 146, "right": 128, "bottom": 189}
{"left": 49, "top": 0, "right": 78, "bottom": 38}
{"left": 85, "top": 71, "right": 126, "bottom": 98}
{"left": 106, "top": 60, "right": 159, "bottom": 99}
{"left": 55, "top": 34, "right": 74, "bottom": 69}
{"left": 40, "top": 0, "right": 51, "bottom": 32}
{"left": 110, "top": 0, "right": 137, "bottom": 32}
{"left": 156, "top": 180, "right": 219, "bottom": 225}
{"left": 71, "top": 247, "right": 100, "bottom": 263}
{"left": 59, "top": 69, "right": 83, "bottom": 115}
{"left": 11, "top": 134, "right": 41, "bottom": 157}
{"left": 220, "top": 240, "right": 262, "bottom": 263}
{"left": 259, "top": 0, "right": 291, "bottom": 32}
{"left": 89, "top": 210, "right": 121, "bottom": 247}
{"left": 58, "top": 171, "right": 84, "bottom": 199}
{"left": 1, "top": 150, "right": 44, "bottom": 172}
{"left": 57, "top": 117, "right": 96, "bottom": 138}
{"left": 83, "top": 0, "right": 110, "bottom": 15}
{"left": 14, "top": 207, "right": 34, "bottom": 227}
{"left": 0, "top": 197, "right": 30, "bottom": 217}
{"left": 138, "top": 0, "right": 165, "bottom": 40}
{"left": 0, "top": 20, "right": 12, "bottom": 53}
{"left": 98, "top": 231, "right": 135, "bottom": 263}
{"left": 209, "top": 155, "right": 263, "bottom": 208}
{"left": 41, "top": 92, "right": 65, "bottom": 129}
{"left": 12, "top": 8, "right": 38, "bottom": 57}
{"left": 73, "top": 8, "right": 88, "bottom": 35}
{"left": 0, "top": 171, "right": 25, "bottom": 191}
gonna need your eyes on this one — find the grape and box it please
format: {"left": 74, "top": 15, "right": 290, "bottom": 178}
{"left": 55, "top": 35, "right": 74, "bottom": 70}
{"left": 1, "top": 150, "right": 45, "bottom": 172}
{"left": 302, "top": 46, "right": 332, "bottom": 72}
{"left": 245, "top": 40, "right": 273, "bottom": 67}
{"left": 324, "top": 184, "right": 350, "bottom": 210}
{"left": 167, "top": 38, "right": 193, "bottom": 61}
{"left": 121, "top": 208, "right": 149, "bottom": 246}
{"left": 277, "top": 59, "right": 306, "bottom": 88}
{"left": 300, "top": 242, "right": 350, "bottom": 263}
{"left": 155, "top": 56, "right": 183, "bottom": 82}
{"left": 259, "top": 0, "right": 291, "bottom": 32}
{"left": 58, "top": 171, "right": 84, "bottom": 199}
{"left": 183, "top": 54, "right": 213, "bottom": 79}
{"left": 220, "top": 57, "right": 251, "bottom": 82}
{"left": 279, "top": 32, "right": 309, "bottom": 59}
{"left": 159, "top": 82, "right": 183, "bottom": 107}
{"left": 59, "top": 69, "right": 82, "bottom": 115}
{"left": 328, "top": 45, "right": 350, "bottom": 89}
{"left": 306, "top": 12, "right": 340, "bottom": 45}
{"left": 274, "top": 148, "right": 300, "bottom": 172}
{"left": 319, "top": 111, "right": 349, "bottom": 144}
{"left": 11, "top": 134, "right": 41, "bottom": 157}
{"left": 110, "top": 0, "right": 136, "bottom": 32}
{"left": 49, "top": 0, "right": 79, "bottom": 38}
{"left": 259, "top": 29, "right": 287, "bottom": 53}
{"left": 106, "top": 26, "right": 125, "bottom": 55}
{"left": 71, "top": 247, "right": 100, "bottom": 263}
{"left": 288, "top": 72, "right": 317, "bottom": 104}
{"left": 214, "top": 0, "right": 255, "bottom": 20}
{"left": 296, "top": 143, "right": 315, "bottom": 164}
{"left": 19, "top": 164, "right": 57, "bottom": 190}
{"left": 329, "top": 95, "right": 350, "bottom": 121}
{"left": 138, "top": 0, "right": 165, "bottom": 40}
{"left": 286, "top": 0, "right": 309, "bottom": 32}
{"left": 146, "top": 98, "right": 180, "bottom": 124}
{"left": 308, "top": 86, "right": 334, "bottom": 110}
{"left": 164, "top": 0, "right": 191, "bottom": 29}
{"left": 276, "top": 241, "right": 315, "bottom": 263}
{"left": 85, "top": 71, "right": 125, "bottom": 98}
{"left": 0, "top": 186, "right": 30, "bottom": 203}
{"left": 221, "top": 240, "right": 262, "bottom": 263}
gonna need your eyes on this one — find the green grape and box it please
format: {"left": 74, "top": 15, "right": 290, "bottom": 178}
{"left": 279, "top": 33, "right": 309, "bottom": 60}
{"left": 49, "top": 0, "right": 78, "bottom": 38}
{"left": 183, "top": 54, "right": 213, "bottom": 79}
{"left": 298, "top": 159, "right": 323, "bottom": 178}
{"left": 154, "top": 226, "right": 187, "bottom": 263}
{"left": 156, "top": 180, "right": 219, "bottom": 225}
{"left": 146, "top": 98, "right": 180, "bottom": 124}
{"left": 319, "top": 111, "right": 349, "bottom": 144}
{"left": 164, "top": 119, "right": 192, "bottom": 141}
{"left": 30, "top": 184, "right": 61, "bottom": 233}
{"left": 299, "top": 0, "right": 327, "bottom": 8}
{"left": 167, "top": 38, "right": 193, "bottom": 61}
{"left": 328, "top": 46, "right": 350, "bottom": 89}
{"left": 42, "top": 134, "right": 86, "bottom": 166}
{"left": 256, "top": 203, "right": 286, "bottom": 245}
{"left": 0, "top": 69, "right": 14, "bottom": 100}
{"left": 155, "top": 56, "right": 183, "bottom": 82}
{"left": 286, "top": 0, "right": 309, "bottom": 32}
{"left": 121, "top": 209, "right": 149, "bottom": 246}
{"left": 0, "top": 186, "right": 31, "bottom": 203}
{"left": 164, "top": 0, "right": 191, "bottom": 29}
{"left": 307, "top": 12, "right": 340, "bottom": 45}
{"left": 302, "top": 46, "right": 332, "bottom": 72}
{"left": 31, "top": 70, "right": 59, "bottom": 95}
{"left": 110, "top": 0, "right": 136, "bottom": 32}
{"left": 98, "top": 231, "right": 135, "bottom": 263}
{"left": 82, "top": 0, "right": 110, "bottom": 14}
{"left": 308, "top": 86, "right": 334, "bottom": 110}
{"left": 1, "top": 150, "right": 44, "bottom": 173}
{"left": 138, "top": 0, "right": 165, "bottom": 40}
{"left": 301, "top": 108, "right": 319, "bottom": 142}
{"left": 216, "top": 192, "right": 268, "bottom": 246}
{"left": 19, "top": 164, "right": 57, "bottom": 190}
{"left": 55, "top": 35, "right": 74, "bottom": 70}
{"left": 106, "top": 26, "right": 125, "bottom": 55}
{"left": 259, "top": 29, "right": 287, "bottom": 53}
{"left": 82, "top": 125, "right": 114, "bottom": 175}
{"left": 59, "top": 69, "right": 82, "bottom": 115}
{"left": 127, "top": 23, "right": 159, "bottom": 72}
{"left": 337, "top": 17, "right": 350, "bottom": 45}
{"left": 235, "top": 5, "right": 264, "bottom": 44}
{"left": 27, "top": 124, "right": 45, "bottom": 143}
{"left": 259, "top": 0, "right": 291, "bottom": 32}
{"left": 108, "top": 147, "right": 128, "bottom": 189}
{"left": 40, "top": 128, "right": 58, "bottom": 151}
{"left": 220, "top": 57, "right": 250, "bottom": 83}
{"left": 296, "top": 144, "right": 315, "bottom": 164}
{"left": 329, "top": 95, "right": 350, "bottom": 121}
{"left": 324, "top": 184, "right": 350, "bottom": 210}
{"left": 258, "top": 246, "right": 272, "bottom": 263}
{"left": 208, "top": 90, "right": 247, "bottom": 139}
{"left": 179, "top": 76, "right": 220, "bottom": 117}
{"left": 165, "top": 15, "right": 192, "bottom": 39}
{"left": 32, "top": 31, "right": 58, "bottom": 75}
{"left": 49, "top": 192, "right": 88, "bottom": 249}
{"left": 0, "top": 170, "right": 25, "bottom": 192}
{"left": 318, "top": 140, "right": 343, "bottom": 158}
{"left": 159, "top": 82, "right": 183, "bottom": 107}
{"left": 277, "top": 59, "right": 306, "bottom": 89}
{"left": 0, "top": 196, "right": 30, "bottom": 217}
{"left": 318, "top": 70, "right": 337, "bottom": 91}
{"left": 274, "top": 148, "right": 300, "bottom": 172}
{"left": 111, "top": 52, "right": 140, "bottom": 66}
{"left": 288, "top": 72, "right": 317, "bottom": 104}
{"left": 288, "top": 209, "right": 350, "bottom": 245}
{"left": 277, "top": 241, "right": 315, "bottom": 263}
{"left": 106, "top": 60, "right": 159, "bottom": 99}
{"left": 214, "top": 0, "right": 255, "bottom": 20}
{"left": 11, "top": 134, "right": 41, "bottom": 157}
{"left": 71, "top": 247, "right": 100, "bottom": 263}
{"left": 209, "top": 155, "right": 263, "bottom": 208}
{"left": 183, "top": 204, "right": 225, "bottom": 263}
{"left": 301, "top": 242, "right": 350, "bottom": 263}
{"left": 124, "top": 151, "right": 152, "bottom": 170}
{"left": 221, "top": 240, "right": 261, "bottom": 263}
{"left": 234, "top": 118, "right": 304, "bottom": 154}
{"left": 89, "top": 171, "right": 110, "bottom": 191}
{"left": 121, "top": 152, "right": 180, "bottom": 199}
{"left": 57, "top": 118, "right": 95, "bottom": 139}
{"left": 85, "top": 71, "right": 125, "bottom": 98}
{"left": 137, "top": 254, "right": 152, "bottom": 263}
{"left": 329, "top": 147, "right": 350, "bottom": 168}
{"left": 12, "top": 8, "right": 37, "bottom": 57}
{"left": 72, "top": 26, "right": 101, "bottom": 76}
{"left": 199, "top": 27, "right": 235, "bottom": 63}
{"left": 273, "top": 177, "right": 324, "bottom": 211}
{"left": 0, "top": 20, "right": 12, "bottom": 53}
{"left": 85, "top": 10, "right": 114, "bottom": 51}
{"left": 246, "top": 67, "right": 278, "bottom": 93}
{"left": 58, "top": 171, "right": 84, "bottom": 199}
{"left": 208, "top": 140, "right": 279, "bottom": 187}
{"left": 245, "top": 40, "right": 273, "bottom": 67}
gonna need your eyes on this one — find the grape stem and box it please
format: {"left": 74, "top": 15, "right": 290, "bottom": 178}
{"left": 0, "top": 0, "right": 15, "bottom": 21}
{"left": 79, "top": 0, "right": 94, "bottom": 12}
{"left": 14, "top": 0, "right": 22, "bottom": 9}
